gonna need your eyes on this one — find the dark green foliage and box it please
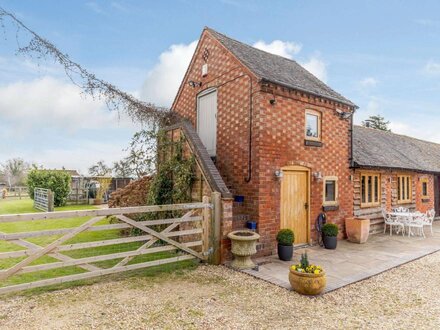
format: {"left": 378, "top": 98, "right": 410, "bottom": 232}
{"left": 321, "top": 223, "right": 339, "bottom": 237}
{"left": 276, "top": 229, "right": 295, "bottom": 246}
{"left": 27, "top": 170, "right": 71, "bottom": 207}
{"left": 300, "top": 252, "right": 309, "bottom": 269}
{"left": 132, "top": 132, "right": 195, "bottom": 235}
{"left": 146, "top": 133, "right": 195, "bottom": 207}
{"left": 362, "top": 115, "right": 391, "bottom": 131}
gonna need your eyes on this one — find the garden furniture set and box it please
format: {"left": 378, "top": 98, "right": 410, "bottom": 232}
{"left": 382, "top": 207, "right": 435, "bottom": 237}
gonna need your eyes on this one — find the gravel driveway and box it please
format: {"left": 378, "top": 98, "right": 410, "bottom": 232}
{"left": 1, "top": 252, "right": 440, "bottom": 329}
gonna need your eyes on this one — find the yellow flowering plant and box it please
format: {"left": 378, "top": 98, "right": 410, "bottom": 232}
{"left": 290, "top": 252, "right": 324, "bottom": 274}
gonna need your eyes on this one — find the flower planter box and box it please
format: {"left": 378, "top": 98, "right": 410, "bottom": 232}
{"left": 346, "top": 217, "right": 370, "bottom": 244}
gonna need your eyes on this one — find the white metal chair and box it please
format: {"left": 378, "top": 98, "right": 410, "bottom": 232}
{"left": 382, "top": 208, "right": 404, "bottom": 236}
{"left": 422, "top": 209, "right": 436, "bottom": 235}
{"left": 406, "top": 213, "right": 425, "bottom": 238}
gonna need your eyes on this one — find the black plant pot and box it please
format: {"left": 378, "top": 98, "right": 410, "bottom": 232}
{"left": 322, "top": 235, "right": 337, "bottom": 249}
{"left": 277, "top": 243, "right": 293, "bottom": 261}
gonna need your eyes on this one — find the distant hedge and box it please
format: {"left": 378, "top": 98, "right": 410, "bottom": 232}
{"left": 27, "top": 170, "right": 71, "bottom": 207}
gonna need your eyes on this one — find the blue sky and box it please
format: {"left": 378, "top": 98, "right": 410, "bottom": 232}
{"left": 1, "top": 0, "right": 440, "bottom": 173}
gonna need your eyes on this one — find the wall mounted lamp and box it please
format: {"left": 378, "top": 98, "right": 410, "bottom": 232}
{"left": 313, "top": 171, "right": 323, "bottom": 181}
{"left": 335, "top": 108, "right": 353, "bottom": 120}
{"left": 274, "top": 170, "right": 283, "bottom": 179}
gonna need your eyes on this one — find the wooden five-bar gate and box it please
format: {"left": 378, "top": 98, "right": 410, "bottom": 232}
{"left": 0, "top": 193, "right": 221, "bottom": 294}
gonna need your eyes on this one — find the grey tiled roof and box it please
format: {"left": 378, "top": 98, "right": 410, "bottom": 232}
{"left": 353, "top": 125, "right": 440, "bottom": 173}
{"left": 206, "top": 28, "right": 356, "bottom": 108}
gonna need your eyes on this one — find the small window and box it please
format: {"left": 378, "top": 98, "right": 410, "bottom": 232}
{"left": 305, "top": 110, "right": 321, "bottom": 141}
{"left": 421, "top": 178, "right": 429, "bottom": 198}
{"left": 323, "top": 176, "right": 338, "bottom": 206}
{"left": 360, "top": 173, "right": 381, "bottom": 207}
{"left": 398, "top": 175, "right": 412, "bottom": 204}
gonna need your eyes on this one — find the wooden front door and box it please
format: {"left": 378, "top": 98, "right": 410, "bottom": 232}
{"left": 280, "top": 169, "right": 309, "bottom": 244}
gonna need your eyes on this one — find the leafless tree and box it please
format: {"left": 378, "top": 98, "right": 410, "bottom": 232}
{"left": 0, "top": 158, "right": 30, "bottom": 187}
{"left": 88, "top": 161, "right": 112, "bottom": 177}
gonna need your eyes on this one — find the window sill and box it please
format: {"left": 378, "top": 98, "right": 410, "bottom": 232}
{"left": 422, "top": 198, "right": 430, "bottom": 203}
{"left": 304, "top": 139, "right": 323, "bottom": 147}
{"left": 397, "top": 201, "right": 413, "bottom": 205}
{"left": 323, "top": 204, "right": 339, "bottom": 212}
{"left": 360, "top": 203, "right": 381, "bottom": 209}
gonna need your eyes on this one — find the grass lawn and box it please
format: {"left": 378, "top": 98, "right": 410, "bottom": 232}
{"left": 0, "top": 198, "right": 96, "bottom": 215}
{"left": 0, "top": 198, "right": 195, "bottom": 293}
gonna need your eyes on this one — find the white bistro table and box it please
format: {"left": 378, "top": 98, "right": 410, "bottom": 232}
{"left": 388, "top": 212, "right": 425, "bottom": 237}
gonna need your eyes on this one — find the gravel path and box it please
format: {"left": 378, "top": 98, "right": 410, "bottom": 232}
{"left": 1, "top": 252, "right": 440, "bottom": 329}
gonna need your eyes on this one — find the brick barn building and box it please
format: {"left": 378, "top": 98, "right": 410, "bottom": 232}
{"left": 170, "top": 27, "right": 440, "bottom": 259}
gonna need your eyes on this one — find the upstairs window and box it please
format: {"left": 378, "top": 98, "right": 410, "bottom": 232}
{"left": 398, "top": 175, "right": 412, "bottom": 204}
{"left": 421, "top": 178, "right": 429, "bottom": 199}
{"left": 361, "top": 173, "right": 380, "bottom": 207}
{"left": 305, "top": 110, "right": 321, "bottom": 141}
{"left": 323, "top": 176, "right": 338, "bottom": 206}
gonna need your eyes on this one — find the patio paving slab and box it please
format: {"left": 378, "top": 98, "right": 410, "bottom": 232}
{"left": 242, "top": 222, "right": 440, "bottom": 293}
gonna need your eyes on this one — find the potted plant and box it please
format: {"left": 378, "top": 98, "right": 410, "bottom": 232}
{"left": 321, "top": 223, "right": 338, "bottom": 249}
{"left": 289, "top": 252, "right": 326, "bottom": 295}
{"left": 276, "top": 229, "right": 294, "bottom": 261}
{"left": 227, "top": 230, "right": 260, "bottom": 269}
{"left": 345, "top": 217, "right": 370, "bottom": 244}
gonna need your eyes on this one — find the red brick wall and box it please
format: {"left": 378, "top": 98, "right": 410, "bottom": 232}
{"left": 255, "top": 86, "right": 354, "bottom": 254}
{"left": 172, "top": 30, "right": 261, "bottom": 233}
{"left": 353, "top": 169, "right": 435, "bottom": 233}
{"left": 172, "top": 29, "right": 355, "bottom": 257}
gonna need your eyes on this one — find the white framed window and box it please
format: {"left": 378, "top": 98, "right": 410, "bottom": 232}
{"left": 323, "top": 176, "right": 338, "bottom": 206}
{"left": 305, "top": 109, "right": 321, "bottom": 141}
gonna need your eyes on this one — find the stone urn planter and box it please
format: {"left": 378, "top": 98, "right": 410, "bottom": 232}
{"left": 346, "top": 217, "right": 370, "bottom": 244}
{"left": 227, "top": 230, "right": 260, "bottom": 270}
{"left": 289, "top": 268, "right": 327, "bottom": 296}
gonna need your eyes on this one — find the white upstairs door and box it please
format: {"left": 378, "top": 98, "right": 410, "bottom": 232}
{"left": 197, "top": 89, "right": 217, "bottom": 157}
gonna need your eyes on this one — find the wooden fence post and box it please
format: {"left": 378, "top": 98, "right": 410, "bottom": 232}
{"left": 202, "top": 195, "right": 211, "bottom": 259}
{"left": 48, "top": 190, "right": 54, "bottom": 212}
{"left": 210, "top": 192, "right": 221, "bottom": 265}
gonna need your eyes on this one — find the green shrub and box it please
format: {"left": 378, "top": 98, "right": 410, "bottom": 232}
{"left": 27, "top": 170, "right": 71, "bottom": 207}
{"left": 321, "top": 223, "right": 339, "bottom": 237}
{"left": 276, "top": 229, "right": 294, "bottom": 246}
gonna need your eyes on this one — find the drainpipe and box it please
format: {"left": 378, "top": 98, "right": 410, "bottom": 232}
{"left": 213, "top": 73, "right": 254, "bottom": 183}
{"left": 350, "top": 111, "right": 354, "bottom": 168}
{"left": 244, "top": 76, "right": 253, "bottom": 183}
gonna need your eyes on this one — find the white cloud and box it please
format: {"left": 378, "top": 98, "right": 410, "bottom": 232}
{"left": 253, "top": 40, "right": 302, "bottom": 59}
{"left": 302, "top": 56, "right": 327, "bottom": 83}
{"left": 86, "top": 2, "right": 106, "bottom": 15}
{"left": 140, "top": 40, "right": 198, "bottom": 107}
{"left": 359, "top": 77, "right": 378, "bottom": 88}
{"left": 0, "top": 76, "right": 138, "bottom": 132}
{"left": 424, "top": 60, "right": 440, "bottom": 75}
{"left": 414, "top": 18, "right": 440, "bottom": 27}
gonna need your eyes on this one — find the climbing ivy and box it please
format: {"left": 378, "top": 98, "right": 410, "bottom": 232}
{"left": 146, "top": 132, "right": 195, "bottom": 206}
{"left": 131, "top": 131, "right": 195, "bottom": 235}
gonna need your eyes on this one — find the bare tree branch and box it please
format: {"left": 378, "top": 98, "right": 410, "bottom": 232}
{"left": 0, "top": 7, "right": 177, "bottom": 126}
